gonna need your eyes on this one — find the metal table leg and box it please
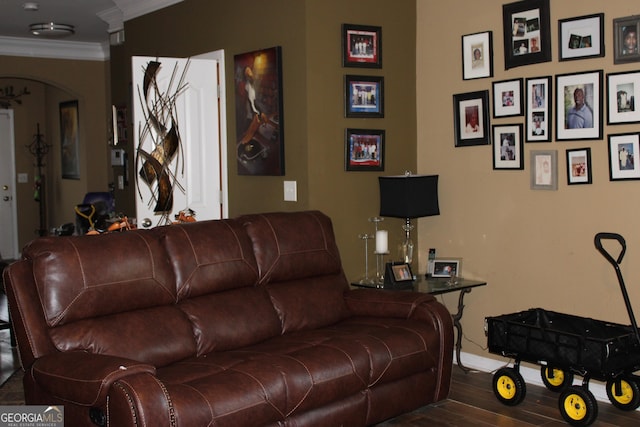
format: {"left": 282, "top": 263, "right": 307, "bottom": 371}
{"left": 452, "top": 287, "right": 472, "bottom": 373}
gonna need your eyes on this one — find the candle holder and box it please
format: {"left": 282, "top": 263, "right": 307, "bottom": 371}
{"left": 374, "top": 251, "right": 388, "bottom": 285}
{"left": 358, "top": 233, "right": 374, "bottom": 284}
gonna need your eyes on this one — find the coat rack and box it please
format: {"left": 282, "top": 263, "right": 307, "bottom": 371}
{"left": 27, "top": 123, "right": 50, "bottom": 237}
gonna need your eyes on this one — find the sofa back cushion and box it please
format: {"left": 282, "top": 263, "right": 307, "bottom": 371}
{"left": 162, "top": 220, "right": 280, "bottom": 352}
{"left": 240, "top": 211, "right": 349, "bottom": 333}
{"left": 160, "top": 219, "right": 259, "bottom": 299}
{"left": 22, "top": 231, "right": 196, "bottom": 366}
{"left": 23, "top": 231, "right": 176, "bottom": 326}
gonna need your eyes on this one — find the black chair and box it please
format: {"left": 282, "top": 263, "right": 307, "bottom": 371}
{"left": 0, "top": 260, "right": 15, "bottom": 347}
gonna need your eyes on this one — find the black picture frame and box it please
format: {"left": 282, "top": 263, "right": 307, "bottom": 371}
{"left": 342, "top": 24, "right": 382, "bottom": 68}
{"left": 614, "top": 16, "right": 640, "bottom": 64}
{"left": 608, "top": 133, "right": 640, "bottom": 181}
{"left": 555, "top": 70, "right": 603, "bottom": 141}
{"left": 462, "top": 31, "right": 494, "bottom": 80}
{"left": 607, "top": 71, "right": 640, "bottom": 125}
{"left": 344, "top": 75, "right": 384, "bottom": 118}
{"left": 525, "top": 76, "right": 552, "bottom": 142}
{"left": 502, "top": 0, "right": 551, "bottom": 70}
{"left": 453, "top": 90, "right": 490, "bottom": 147}
{"left": 344, "top": 128, "right": 384, "bottom": 172}
{"left": 492, "top": 123, "right": 524, "bottom": 170}
{"left": 558, "top": 13, "right": 605, "bottom": 61}
{"left": 566, "top": 147, "right": 592, "bottom": 185}
{"left": 384, "top": 262, "right": 414, "bottom": 288}
{"left": 492, "top": 78, "right": 523, "bottom": 118}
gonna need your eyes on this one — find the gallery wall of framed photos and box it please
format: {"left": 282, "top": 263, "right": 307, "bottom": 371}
{"left": 456, "top": 0, "right": 640, "bottom": 189}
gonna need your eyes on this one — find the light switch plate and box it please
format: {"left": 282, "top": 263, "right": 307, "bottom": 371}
{"left": 17, "top": 173, "right": 28, "bottom": 183}
{"left": 284, "top": 180, "right": 297, "bottom": 202}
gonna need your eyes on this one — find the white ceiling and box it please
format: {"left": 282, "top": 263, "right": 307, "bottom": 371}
{"left": 0, "top": 0, "right": 183, "bottom": 60}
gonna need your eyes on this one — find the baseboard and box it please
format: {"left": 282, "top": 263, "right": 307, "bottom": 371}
{"left": 457, "top": 351, "right": 610, "bottom": 404}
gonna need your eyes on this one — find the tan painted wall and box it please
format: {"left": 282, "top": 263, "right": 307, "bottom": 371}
{"left": 417, "top": 0, "right": 640, "bottom": 364}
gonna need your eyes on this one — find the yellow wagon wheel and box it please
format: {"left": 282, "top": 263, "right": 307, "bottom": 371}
{"left": 606, "top": 377, "right": 640, "bottom": 411}
{"left": 541, "top": 366, "right": 573, "bottom": 392}
{"left": 492, "top": 367, "right": 526, "bottom": 406}
{"left": 559, "top": 386, "right": 598, "bottom": 426}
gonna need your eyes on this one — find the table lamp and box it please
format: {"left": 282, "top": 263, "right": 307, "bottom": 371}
{"left": 378, "top": 172, "right": 440, "bottom": 264}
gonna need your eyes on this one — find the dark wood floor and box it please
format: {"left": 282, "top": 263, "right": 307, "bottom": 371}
{"left": 379, "top": 367, "right": 640, "bottom": 426}
{"left": 0, "top": 285, "right": 638, "bottom": 425}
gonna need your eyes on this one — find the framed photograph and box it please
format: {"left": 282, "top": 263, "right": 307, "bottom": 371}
{"left": 608, "top": 133, "right": 640, "bottom": 181}
{"left": 566, "top": 147, "right": 592, "bottom": 185}
{"left": 345, "top": 128, "right": 384, "bottom": 171}
{"left": 556, "top": 70, "right": 603, "bottom": 141}
{"left": 493, "top": 124, "right": 524, "bottom": 170}
{"left": 462, "top": 31, "right": 493, "bottom": 80}
{"left": 345, "top": 75, "right": 384, "bottom": 118}
{"left": 614, "top": 16, "right": 640, "bottom": 64}
{"left": 530, "top": 150, "right": 558, "bottom": 190}
{"left": 558, "top": 13, "right": 605, "bottom": 61}
{"left": 432, "top": 259, "right": 461, "bottom": 278}
{"left": 493, "top": 79, "right": 523, "bottom": 118}
{"left": 607, "top": 71, "right": 640, "bottom": 125}
{"left": 525, "top": 76, "right": 552, "bottom": 142}
{"left": 453, "top": 90, "right": 490, "bottom": 147}
{"left": 391, "top": 263, "right": 413, "bottom": 282}
{"left": 502, "top": 0, "right": 551, "bottom": 70}
{"left": 60, "top": 100, "right": 80, "bottom": 180}
{"left": 342, "top": 24, "right": 382, "bottom": 68}
{"left": 234, "top": 46, "right": 285, "bottom": 176}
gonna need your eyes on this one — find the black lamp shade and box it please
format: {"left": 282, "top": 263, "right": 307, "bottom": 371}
{"left": 378, "top": 174, "right": 440, "bottom": 219}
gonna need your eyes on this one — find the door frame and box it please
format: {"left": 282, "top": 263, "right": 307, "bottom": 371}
{"left": 0, "top": 109, "right": 19, "bottom": 260}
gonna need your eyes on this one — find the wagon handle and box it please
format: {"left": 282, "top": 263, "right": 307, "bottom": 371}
{"left": 594, "top": 232, "right": 626, "bottom": 266}
{"left": 594, "top": 232, "right": 640, "bottom": 345}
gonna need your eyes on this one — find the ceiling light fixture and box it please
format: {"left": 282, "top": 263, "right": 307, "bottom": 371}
{"left": 30, "top": 22, "right": 75, "bottom": 38}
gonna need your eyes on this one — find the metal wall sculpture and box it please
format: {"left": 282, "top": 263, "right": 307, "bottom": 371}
{"left": 135, "top": 59, "right": 188, "bottom": 220}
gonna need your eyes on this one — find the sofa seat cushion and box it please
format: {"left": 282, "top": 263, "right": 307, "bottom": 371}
{"left": 153, "top": 316, "right": 436, "bottom": 425}
{"left": 50, "top": 306, "right": 197, "bottom": 367}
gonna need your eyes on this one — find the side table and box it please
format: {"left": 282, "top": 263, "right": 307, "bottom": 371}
{"left": 351, "top": 276, "right": 487, "bottom": 372}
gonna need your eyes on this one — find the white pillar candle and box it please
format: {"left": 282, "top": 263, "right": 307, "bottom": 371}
{"left": 375, "top": 230, "right": 388, "bottom": 253}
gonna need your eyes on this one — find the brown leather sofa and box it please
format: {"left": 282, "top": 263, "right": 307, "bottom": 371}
{"left": 3, "top": 211, "right": 453, "bottom": 426}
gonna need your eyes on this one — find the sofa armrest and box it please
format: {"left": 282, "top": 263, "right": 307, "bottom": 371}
{"left": 343, "top": 288, "right": 439, "bottom": 318}
{"left": 344, "top": 288, "right": 454, "bottom": 401}
{"left": 30, "top": 351, "right": 156, "bottom": 406}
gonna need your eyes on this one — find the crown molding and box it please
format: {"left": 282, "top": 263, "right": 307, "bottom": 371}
{"left": 0, "top": 36, "right": 109, "bottom": 61}
{"left": 114, "top": 0, "right": 184, "bottom": 21}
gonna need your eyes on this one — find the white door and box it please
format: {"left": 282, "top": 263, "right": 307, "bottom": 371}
{"left": 132, "top": 55, "right": 224, "bottom": 227}
{"left": 0, "top": 110, "right": 19, "bottom": 260}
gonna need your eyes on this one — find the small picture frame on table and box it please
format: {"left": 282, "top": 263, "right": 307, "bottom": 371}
{"left": 608, "top": 133, "right": 640, "bottom": 181}
{"left": 566, "top": 148, "right": 592, "bottom": 185}
{"left": 525, "top": 76, "right": 552, "bottom": 142}
{"left": 432, "top": 259, "right": 461, "bottom": 278}
{"left": 384, "top": 262, "right": 414, "bottom": 289}
{"left": 493, "top": 79, "right": 523, "bottom": 118}
{"left": 345, "top": 128, "right": 384, "bottom": 171}
{"left": 345, "top": 75, "right": 384, "bottom": 118}
{"left": 607, "top": 71, "right": 640, "bottom": 125}
{"left": 614, "top": 16, "right": 640, "bottom": 64}
{"left": 555, "top": 70, "right": 603, "bottom": 141}
{"left": 493, "top": 124, "right": 524, "bottom": 170}
{"left": 453, "top": 90, "right": 490, "bottom": 147}
{"left": 530, "top": 150, "right": 558, "bottom": 190}
{"left": 342, "top": 24, "right": 382, "bottom": 68}
{"left": 558, "top": 13, "right": 605, "bottom": 61}
{"left": 502, "top": 0, "right": 551, "bottom": 69}
{"left": 462, "top": 31, "right": 493, "bottom": 80}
